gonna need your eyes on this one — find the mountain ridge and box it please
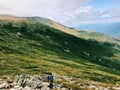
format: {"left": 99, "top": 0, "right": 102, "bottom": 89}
{"left": 26, "top": 16, "right": 120, "bottom": 46}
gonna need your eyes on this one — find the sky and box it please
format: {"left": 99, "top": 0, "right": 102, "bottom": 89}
{"left": 0, "top": 0, "right": 120, "bottom": 27}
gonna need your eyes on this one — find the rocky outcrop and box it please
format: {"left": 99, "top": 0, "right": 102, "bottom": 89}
{"left": 14, "top": 74, "right": 42, "bottom": 89}
{"left": 0, "top": 74, "right": 69, "bottom": 90}
{"left": 0, "top": 73, "right": 120, "bottom": 90}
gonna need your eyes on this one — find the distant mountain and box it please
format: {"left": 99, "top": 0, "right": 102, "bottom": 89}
{"left": 77, "top": 23, "right": 120, "bottom": 39}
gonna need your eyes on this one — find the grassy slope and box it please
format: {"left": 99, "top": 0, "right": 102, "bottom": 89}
{"left": 27, "top": 17, "right": 120, "bottom": 45}
{"left": 0, "top": 17, "right": 120, "bottom": 84}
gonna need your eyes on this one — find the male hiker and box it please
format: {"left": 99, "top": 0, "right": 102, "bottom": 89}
{"left": 48, "top": 73, "right": 54, "bottom": 89}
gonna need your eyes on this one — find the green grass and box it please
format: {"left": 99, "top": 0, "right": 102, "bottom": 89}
{"left": 0, "top": 18, "right": 120, "bottom": 85}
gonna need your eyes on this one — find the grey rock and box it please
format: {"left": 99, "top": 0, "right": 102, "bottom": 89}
{"left": 113, "top": 87, "right": 120, "bottom": 90}
{"left": 9, "top": 85, "right": 23, "bottom": 90}
{"left": 41, "top": 86, "right": 50, "bottom": 90}
{"left": 23, "top": 86, "right": 32, "bottom": 90}
{"left": 0, "top": 82, "right": 8, "bottom": 89}
{"left": 27, "top": 75, "right": 42, "bottom": 89}
{"left": 16, "top": 74, "right": 29, "bottom": 87}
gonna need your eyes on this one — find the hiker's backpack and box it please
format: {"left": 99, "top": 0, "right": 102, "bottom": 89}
{"left": 48, "top": 75, "right": 53, "bottom": 81}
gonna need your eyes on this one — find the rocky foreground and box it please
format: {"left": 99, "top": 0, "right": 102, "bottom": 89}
{"left": 0, "top": 73, "right": 120, "bottom": 90}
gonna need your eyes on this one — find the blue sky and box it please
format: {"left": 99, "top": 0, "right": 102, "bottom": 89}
{"left": 85, "top": 0, "right": 120, "bottom": 11}
{"left": 0, "top": 0, "right": 120, "bottom": 27}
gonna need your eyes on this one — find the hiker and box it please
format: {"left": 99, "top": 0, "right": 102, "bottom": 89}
{"left": 48, "top": 73, "right": 54, "bottom": 89}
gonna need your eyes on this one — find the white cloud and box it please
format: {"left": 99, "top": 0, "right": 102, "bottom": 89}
{"left": 74, "top": 6, "right": 94, "bottom": 18}
{"left": 49, "top": 6, "right": 95, "bottom": 24}
{"left": 0, "top": 0, "right": 90, "bottom": 16}
{"left": 0, "top": 0, "right": 120, "bottom": 27}
{"left": 63, "top": 7, "right": 120, "bottom": 26}
{"left": 68, "top": 16, "right": 120, "bottom": 27}
{"left": 109, "top": 9, "right": 120, "bottom": 17}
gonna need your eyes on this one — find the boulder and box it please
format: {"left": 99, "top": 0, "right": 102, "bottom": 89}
{"left": 27, "top": 75, "right": 42, "bottom": 89}
{"left": 23, "top": 86, "right": 32, "bottom": 90}
{"left": 8, "top": 85, "right": 23, "bottom": 90}
{"left": 0, "top": 82, "right": 8, "bottom": 89}
{"left": 16, "top": 74, "right": 29, "bottom": 87}
{"left": 41, "top": 86, "right": 50, "bottom": 90}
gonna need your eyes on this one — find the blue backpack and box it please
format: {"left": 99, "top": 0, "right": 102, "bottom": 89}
{"left": 48, "top": 75, "right": 53, "bottom": 81}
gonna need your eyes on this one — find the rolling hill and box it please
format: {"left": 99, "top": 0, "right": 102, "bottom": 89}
{"left": 0, "top": 15, "right": 120, "bottom": 85}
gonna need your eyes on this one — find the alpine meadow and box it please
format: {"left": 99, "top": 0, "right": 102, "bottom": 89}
{"left": 0, "top": 15, "right": 120, "bottom": 89}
